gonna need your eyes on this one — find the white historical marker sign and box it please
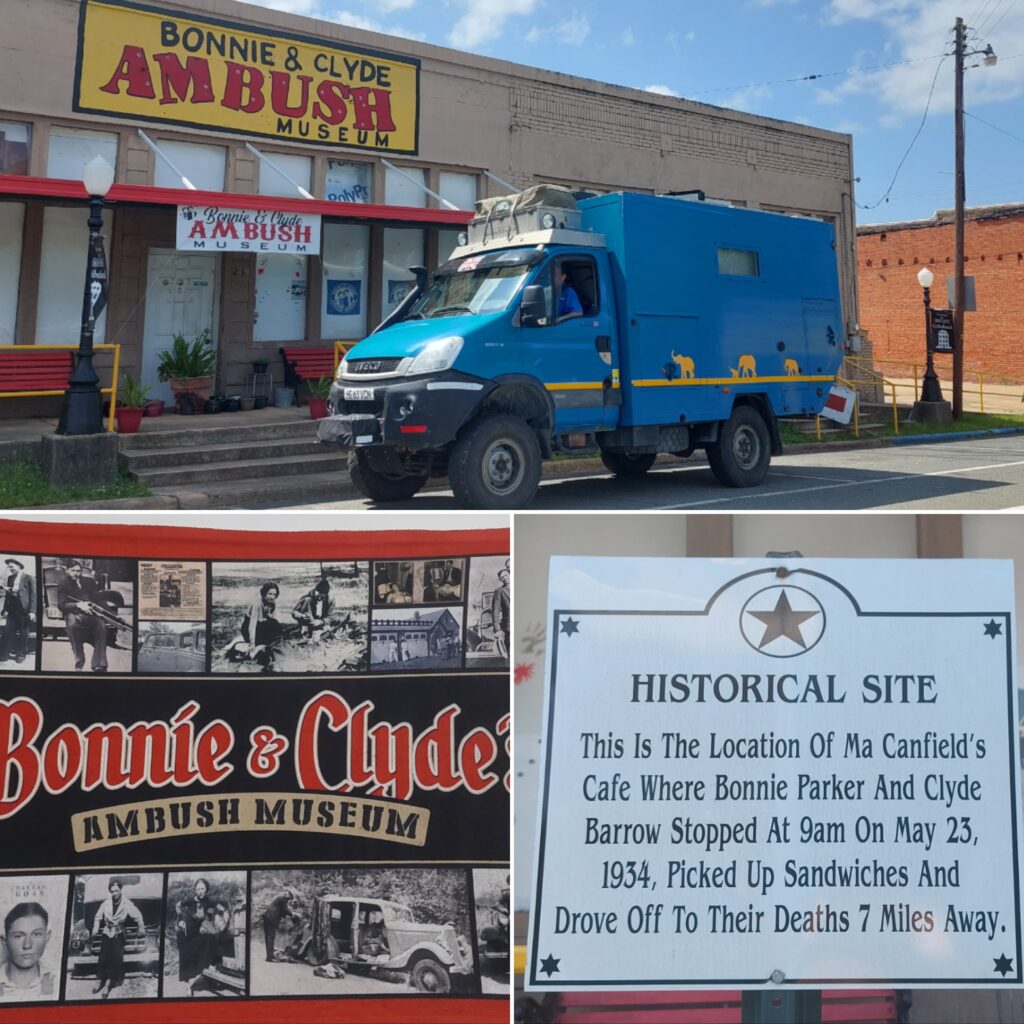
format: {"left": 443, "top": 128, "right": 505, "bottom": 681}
{"left": 527, "top": 558, "right": 1022, "bottom": 990}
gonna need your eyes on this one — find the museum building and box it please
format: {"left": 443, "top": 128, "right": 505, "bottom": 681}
{"left": 0, "top": 0, "right": 859, "bottom": 414}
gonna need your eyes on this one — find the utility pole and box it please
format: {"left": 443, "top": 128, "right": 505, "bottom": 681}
{"left": 952, "top": 16, "right": 966, "bottom": 420}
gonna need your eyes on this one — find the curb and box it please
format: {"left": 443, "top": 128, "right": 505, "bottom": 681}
{"left": 889, "top": 426, "right": 1024, "bottom": 446}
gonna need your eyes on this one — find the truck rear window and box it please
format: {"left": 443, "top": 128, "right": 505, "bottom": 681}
{"left": 717, "top": 247, "right": 759, "bottom": 277}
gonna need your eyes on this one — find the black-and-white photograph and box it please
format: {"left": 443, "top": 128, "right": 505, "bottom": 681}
{"left": 40, "top": 557, "right": 134, "bottom": 674}
{"left": 163, "top": 871, "right": 247, "bottom": 999}
{"left": 0, "top": 554, "right": 37, "bottom": 671}
{"left": 465, "top": 556, "right": 510, "bottom": 669}
{"left": 421, "top": 559, "right": 465, "bottom": 604}
{"left": 372, "top": 561, "right": 415, "bottom": 605}
{"left": 137, "top": 621, "right": 207, "bottom": 674}
{"left": 472, "top": 868, "right": 510, "bottom": 995}
{"left": 370, "top": 608, "right": 462, "bottom": 672}
{"left": 0, "top": 874, "right": 68, "bottom": 1003}
{"left": 65, "top": 873, "right": 163, "bottom": 1002}
{"left": 248, "top": 868, "right": 475, "bottom": 998}
{"left": 211, "top": 561, "right": 369, "bottom": 674}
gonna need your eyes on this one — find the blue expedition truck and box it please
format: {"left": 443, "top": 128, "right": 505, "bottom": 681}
{"left": 318, "top": 186, "right": 845, "bottom": 508}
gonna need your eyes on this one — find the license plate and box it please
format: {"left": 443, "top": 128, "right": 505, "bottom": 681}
{"left": 344, "top": 387, "right": 374, "bottom": 401}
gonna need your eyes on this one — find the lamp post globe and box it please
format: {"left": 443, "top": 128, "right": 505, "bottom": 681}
{"left": 917, "top": 266, "right": 934, "bottom": 289}
{"left": 56, "top": 155, "right": 114, "bottom": 436}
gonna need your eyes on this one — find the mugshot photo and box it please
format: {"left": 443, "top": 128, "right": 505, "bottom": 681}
{"left": 472, "top": 868, "right": 510, "bottom": 995}
{"left": 211, "top": 561, "right": 369, "bottom": 674}
{"left": 248, "top": 867, "right": 475, "bottom": 998}
{"left": 136, "top": 621, "right": 207, "bottom": 674}
{"left": 370, "top": 607, "right": 463, "bottom": 672}
{"left": 65, "top": 872, "right": 163, "bottom": 1002}
{"left": 465, "top": 556, "right": 510, "bottom": 669}
{"left": 0, "top": 874, "right": 68, "bottom": 1003}
{"left": 163, "top": 871, "right": 246, "bottom": 999}
{"left": 40, "top": 557, "right": 134, "bottom": 674}
{"left": 0, "top": 554, "right": 38, "bottom": 671}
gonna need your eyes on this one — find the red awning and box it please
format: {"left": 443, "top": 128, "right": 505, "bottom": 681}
{"left": 0, "top": 173, "right": 472, "bottom": 226}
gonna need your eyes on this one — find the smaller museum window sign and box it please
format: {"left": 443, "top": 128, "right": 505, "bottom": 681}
{"left": 73, "top": 0, "right": 420, "bottom": 154}
{"left": 528, "top": 557, "right": 1022, "bottom": 990}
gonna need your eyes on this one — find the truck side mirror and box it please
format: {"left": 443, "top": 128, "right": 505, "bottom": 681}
{"left": 520, "top": 285, "right": 547, "bottom": 327}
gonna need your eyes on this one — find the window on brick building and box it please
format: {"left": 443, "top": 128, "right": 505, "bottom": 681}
{"left": 0, "top": 121, "right": 30, "bottom": 176}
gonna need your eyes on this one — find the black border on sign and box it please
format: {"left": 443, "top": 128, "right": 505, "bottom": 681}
{"left": 528, "top": 566, "right": 1022, "bottom": 988}
{"left": 72, "top": 0, "right": 421, "bottom": 156}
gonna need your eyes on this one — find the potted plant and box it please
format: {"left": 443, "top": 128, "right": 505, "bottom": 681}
{"left": 157, "top": 329, "right": 217, "bottom": 412}
{"left": 116, "top": 373, "right": 151, "bottom": 434}
{"left": 307, "top": 376, "right": 333, "bottom": 420}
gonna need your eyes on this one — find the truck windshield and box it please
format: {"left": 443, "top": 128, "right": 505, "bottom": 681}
{"left": 410, "top": 256, "right": 534, "bottom": 318}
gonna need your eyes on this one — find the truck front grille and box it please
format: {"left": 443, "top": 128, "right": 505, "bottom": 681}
{"left": 346, "top": 358, "right": 403, "bottom": 375}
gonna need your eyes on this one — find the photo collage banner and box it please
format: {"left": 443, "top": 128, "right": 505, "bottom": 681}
{"left": 0, "top": 520, "right": 509, "bottom": 1022}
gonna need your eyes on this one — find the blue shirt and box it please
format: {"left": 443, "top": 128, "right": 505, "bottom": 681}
{"left": 557, "top": 285, "right": 583, "bottom": 318}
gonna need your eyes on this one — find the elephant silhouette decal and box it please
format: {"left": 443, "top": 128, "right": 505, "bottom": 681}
{"left": 730, "top": 354, "right": 757, "bottom": 378}
{"left": 784, "top": 358, "right": 800, "bottom": 376}
{"left": 671, "top": 351, "right": 695, "bottom": 379}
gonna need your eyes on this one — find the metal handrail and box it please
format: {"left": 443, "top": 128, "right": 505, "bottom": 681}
{"left": 0, "top": 343, "right": 121, "bottom": 432}
{"left": 864, "top": 357, "right": 1024, "bottom": 413}
{"left": 333, "top": 339, "right": 358, "bottom": 372}
{"left": 841, "top": 357, "right": 900, "bottom": 434}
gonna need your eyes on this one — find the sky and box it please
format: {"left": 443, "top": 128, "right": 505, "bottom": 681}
{"left": 240, "top": 0, "right": 1024, "bottom": 226}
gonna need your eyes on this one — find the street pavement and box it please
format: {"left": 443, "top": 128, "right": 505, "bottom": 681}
{"left": 281, "top": 434, "right": 1024, "bottom": 510}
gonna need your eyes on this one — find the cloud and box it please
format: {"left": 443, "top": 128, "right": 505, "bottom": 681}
{"left": 722, "top": 84, "right": 774, "bottom": 113}
{"left": 448, "top": 0, "right": 539, "bottom": 49}
{"left": 645, "top": 84, "right": 680, "bottom": 97}
{"left": 377, "top": 0, "right": 416, "bottom": 9}
{"left": 329, "top": 9, "right": 382, "bottom": 31}
{"left": 527, "top": 12, "right": 591, "bottom": 45}
{"left": 620, "top": 28, "right": 635, "bottom": 46}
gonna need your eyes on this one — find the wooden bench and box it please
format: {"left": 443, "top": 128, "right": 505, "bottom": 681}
{"left": 0, "top": 344, "right": 121, "bottom": 431}
{"left": 518, "top": 989, "right": 911, "bottom": 1024}
{"left": 279, "top": 343, "right": 357, "bottom": 399}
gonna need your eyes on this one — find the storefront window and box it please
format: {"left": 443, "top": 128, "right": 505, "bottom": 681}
{"left": 35, "top": 206, "right": 109, "bottom": 343}
{"left": 0, "top": 122, "right": 30, "bottom": 176}
{"left": 0, "top": 203, "right": 24, "bottom": 341}
{"left": 47, "top": 128, "right": 117, "bottom": 181}
{"left": 326, "top": 161, "right": 372, "bottom": 204}
{"left": 439, "top": 172, "right": 477, "bottom": 211}
{"left": 321, "top": 223, "right": 369, "bottom": 341}
{"left": 385, "top": 165, "right": 427, "bottom": 207}
{"left": 257, "top": 152, "right": 311, "bottom": 198}
{"left": 438, "top": 228, "right": 463, "bottom": 264}
{"left": 381, "top": 228, "right": 423, "bottom": 319}
{"left": 254, "top": 254, "right": 307, "bottom": 342}
{"left": 152, "top": 140, "right": 225, "bottom": 191}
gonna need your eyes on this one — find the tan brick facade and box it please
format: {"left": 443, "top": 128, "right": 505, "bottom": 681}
{"left": 858, "top": 207, "right": 1024, "bottom": 385}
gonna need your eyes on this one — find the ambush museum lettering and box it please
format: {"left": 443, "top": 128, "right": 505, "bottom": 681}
{"left": 74, "top": 0, "right": 420, "bottom": 153}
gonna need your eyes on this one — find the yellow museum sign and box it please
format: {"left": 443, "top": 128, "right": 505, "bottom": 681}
{"left": 74, "top": 0, "right": 420, "bottom": 154}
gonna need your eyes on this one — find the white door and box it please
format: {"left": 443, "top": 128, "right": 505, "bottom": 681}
{"left": 141, "top": 249, "right": 219, "bottom": 403}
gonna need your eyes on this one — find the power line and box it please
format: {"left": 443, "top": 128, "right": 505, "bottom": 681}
{"left": 857, "top": 55, "right": 950, "bottom": 210}
{"left": 966, "top": 109, "right": 1024, "bottom": 145}
{"left": 985, "top": 0, "right": 1019, "bottom": 36}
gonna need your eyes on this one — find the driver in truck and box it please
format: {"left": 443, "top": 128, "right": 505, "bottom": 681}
{"left": 556, "top": 269, "right": 583, "bottom": 322}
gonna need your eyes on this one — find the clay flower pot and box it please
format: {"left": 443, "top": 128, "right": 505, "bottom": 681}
{"left": 116, "top": 407, "right": 145, "bottom": 434}
{"left": 308, "top": 397, "right": 329, "bottom": 420}
{"left": 144, "top": 399, "right": 165, "bottom": 417}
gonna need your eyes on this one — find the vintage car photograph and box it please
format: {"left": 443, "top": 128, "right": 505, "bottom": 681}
{"left": 473, "top": 868, "right": 510, "bottom": 995}
{"left": 136, "top": 621, "right": 207, "bottom": 674}
{"left": 65, "top": 873, "right": 163, "bottom": 1001}
{"left": 249, "top": 868, "right": 475, "bottom": 997}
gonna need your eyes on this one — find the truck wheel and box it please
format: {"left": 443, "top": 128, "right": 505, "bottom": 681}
{"left": 600, "top": 451, "right": 657, "bottom": 477}
{"left": 448, "top": 415, "right": 541, "bottom": 510}
{"left": 348, "top": 451, "right": 427, "bottom": 502}
{"left": 411, "top": 957, "right": 451, "bottom": 994}
{"left": 706, "top": 405, "right": 771, "bottom": 487}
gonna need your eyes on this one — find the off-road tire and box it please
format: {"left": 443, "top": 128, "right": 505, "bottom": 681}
{"left": 448, "top": 414, "right": 541, "bottom": 510}
{"left": 410, "top": 957, "right": 451, "bottom": 994}
{"left": 348, "top": 451, "right": 427, "bottom": 503}
{"left": 600, "top": 451, "right": 657, "bottom": 477}
{"left": 706, "top": 405, "right": 771, "bottom": 487}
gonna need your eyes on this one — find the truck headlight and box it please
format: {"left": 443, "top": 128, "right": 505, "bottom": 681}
{"left": 336, "top": 358, "right": 349, "bottom": 380}
{"left": 406, "top": 336, "right": 463, "bottom": 375}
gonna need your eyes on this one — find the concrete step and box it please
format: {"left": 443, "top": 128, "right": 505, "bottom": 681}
{"left": 133, "top": 450, "right": 350, "bottom": 487}
{"left": 118, "top": 418, "right": 317, "bottom": 450}
{"left": 121, "top": 436, "right": 328, "bottom": 470}
{"left": 156, "top": 469, "right": 357, "bottom": 509}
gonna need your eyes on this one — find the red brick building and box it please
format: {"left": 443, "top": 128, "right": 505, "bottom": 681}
{"left": 857, "top": 204, "right": 1024, "bottom": 385}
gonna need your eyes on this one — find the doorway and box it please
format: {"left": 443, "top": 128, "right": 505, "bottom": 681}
{"left": 141, "top": 249, "right": 219, "bottom": 403}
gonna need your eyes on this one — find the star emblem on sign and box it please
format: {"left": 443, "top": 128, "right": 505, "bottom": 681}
{"left": 560, "top": 617, "right": 580, "bottom": 637}
{"left": 740, "top": 585, "right": 826, "bottom": 658}
{"left": 994, "top": 953, "right": 1014, "bottom": 977}
{"left": 984, "top": 619, "right": 1003, "bottom": 638}
{"left": 539, "top": 953, "right": 561, "bottom": 977}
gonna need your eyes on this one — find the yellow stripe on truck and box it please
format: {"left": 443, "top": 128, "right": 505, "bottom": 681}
{"left": 544, "top": 381, "right": 620, "bottom": 391}
{"left": 632, "top": 375, "right": 836, "bottom": 387}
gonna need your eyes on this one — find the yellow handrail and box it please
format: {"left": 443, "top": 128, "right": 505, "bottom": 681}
{"left": 333, "top": 339, "right": 358, "bottom": 372}
{"left": 842, "top": 356, "right": 900, "bottom": 434}
{"left": 0, "top": 343, "right": 121, "bottom": 432}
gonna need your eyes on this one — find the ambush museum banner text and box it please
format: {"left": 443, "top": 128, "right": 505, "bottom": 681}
{"left": 528, "top": 557, "right": 1022, "bottom": 990}
{"left": 74, "top": 0, "right": 420, "bottom": 153}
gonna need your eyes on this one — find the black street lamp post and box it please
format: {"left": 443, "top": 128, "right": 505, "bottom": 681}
{"left": 56, "top": 156, "right": 114, "bottom": 436}
{"left": 917, "top": 266, "right": 944, "bottom": 405}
